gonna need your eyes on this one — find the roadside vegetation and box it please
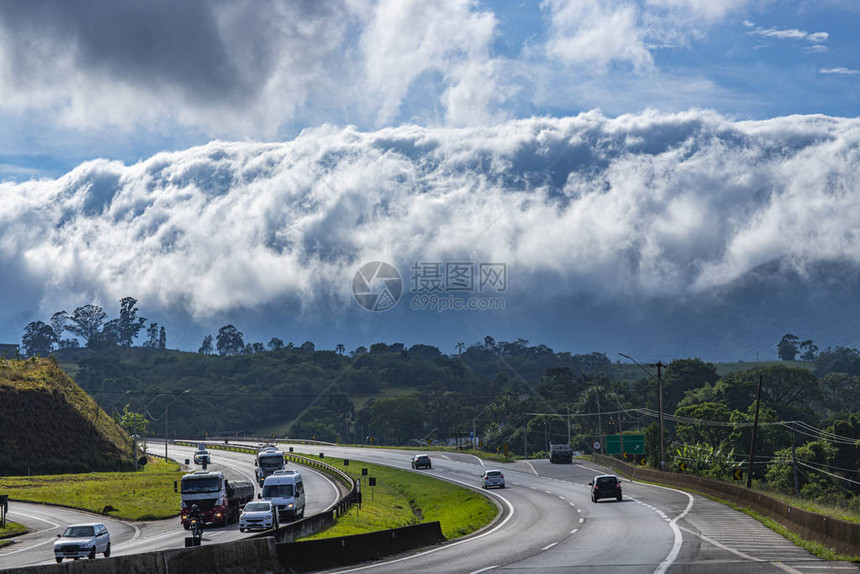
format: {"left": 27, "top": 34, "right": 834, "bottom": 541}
{"left": 0, "top": 521, "right": 28, "bottom": 548}
{"left": 0, "top": 457, "right": 182, "bottom": 520}
{"left": 298, "top": 456, "right": 497, "bottom": 541}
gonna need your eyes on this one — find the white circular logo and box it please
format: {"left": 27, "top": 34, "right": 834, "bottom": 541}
{"left": 352, "top": 261, "right": 402, "bottom": 312}
{"left": 592, "top": 441, "right": 601, "bottom": 451}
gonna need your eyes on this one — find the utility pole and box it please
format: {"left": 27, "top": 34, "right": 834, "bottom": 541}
{"left": 164, "top": 404, "right": 169, "bottom": 460}
{"left": 596, "top": 393, "right": 602, "bottom": 453}
{"left": 655, "top": 361, "right": 666, "bottom": 471}
{"left": 791, "top": 432, "right": 799, "bottom": 495}
{"left": 613, "top": 394, "right": 624, "bottom": 459}
{"left": 746, "top": 374, "right": 764, "bottom": 489}
{"left": 523, "top": 424, "right": 527, "bottom": 460}
{"left": 566, "top": 406, "right": 571, "bottom": 445}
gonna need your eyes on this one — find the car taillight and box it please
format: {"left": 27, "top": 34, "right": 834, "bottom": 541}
{"left": 616, "top": 484, "right": 621, "bottom": 489}
{"left": 500, "top": 475, "right": 504, "bottom": 479}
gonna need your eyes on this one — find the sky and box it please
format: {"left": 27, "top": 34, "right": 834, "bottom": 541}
{"left": 1, "top": 0, "right": 859, "bottom": 361}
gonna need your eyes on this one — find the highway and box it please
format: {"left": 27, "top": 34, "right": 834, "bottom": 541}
{"left": 3, "top": 441, "right": 858, "bottom": 573}
{"left": 0, "top": 441, "right": 344, "bottom": 570}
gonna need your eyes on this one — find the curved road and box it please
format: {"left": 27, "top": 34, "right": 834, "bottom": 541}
{"left": 0, "top": 441, "right": 344, "bottom": 570}
{"left": 268, "top": 444, "right": 859, "bottom": 574}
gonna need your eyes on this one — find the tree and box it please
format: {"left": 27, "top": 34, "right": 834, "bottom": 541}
{"left": 300, "top": 340, "right": 315, "bottom": 352}
{"left": 370, "top": 343, "right": 389, "bottom": 353}
{"left": 483, "top": 336, "right": 496, "bottom": 351}
{"left": 115, "top": 404, "right": 148, "bottom": 436}
{"left": 663, "top": 358, "right": 719, "bottom": 414}
{"left": 799, "top": 340, "right": 818, "bottom": 362}
{"left": 674, "top": 402, "right": 732, "bottom": 447}
{"left": 778, "top": 334, "right": 800, "bottom": 361}
{"left": 216, "top": 325, "right": 244, "bottom": 356}
{"left": 251, "top": 342, "right": 265, "bottom": 353}
{"left": 455, "top": 342, "right": 465, "bottom": 355}
{"left": 67, "top": 304, "right": 107, "bottom": 347}
{"left": 93, "top": 318, "right": 121, "bottom": 348}
{"left": 268, "top": 337, "right": 285, "bottom": 351}
{"left": 21, "top": 321, "right": 55, "bottom": 357}
{"left": 142, "top": 322, "right": 159, "bottom": 348}
{"left": 198, "top": 335, "right": 214, "bottom": 355}
{"left": 335, "top": 343, "right": 346, "bottom": 355}
{"left": 351, "top": 346, "right": 368, "bottom": 356}
{"left": 407, "top": 344, "right": 441, "bottom": 361}
{"left": 50, "top": 311, "right": 75, "bottom": 348}
{"left": 814, "top": 346, "right": 860, "bottom": 377}
{"left": 158, "top": 326, "right": 167, "bottom": 349}
{"left": 117, "top": 297, "right": 147, "bottom": 347}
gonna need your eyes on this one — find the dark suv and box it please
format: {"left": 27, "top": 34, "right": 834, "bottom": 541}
{"left": 590, "top": 474, "right": 622, "bottom": 502}
{"left": 411, "top": 454, "right": 431, "bottom": 469}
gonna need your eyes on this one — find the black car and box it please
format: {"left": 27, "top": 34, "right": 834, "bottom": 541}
{"left": 590, "top": 474, "right": 622, "bottom": 502}
{"left": 411, "top": 454, "right": 431, "bottom": 469}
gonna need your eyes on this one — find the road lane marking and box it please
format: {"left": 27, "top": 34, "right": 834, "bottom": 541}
{"left": 541, "top": 542, "right": 558, "bottom": 551}
{"left": 522, "top": 461, "right": 538, "bottom": 475}
{"left": 469, "top": 566, "right": 498, "bottom": 574}
{"left": 652, "top": 487, "right": 694, "bottom": 574}
{"left": 677, "top": 526, "right": 804, "bottom": 574}
{"left": 570, "top": 529, "right": 578, "bottom": 534}
{"left": 579, "top": 518, "right": 584, "bottom": 524}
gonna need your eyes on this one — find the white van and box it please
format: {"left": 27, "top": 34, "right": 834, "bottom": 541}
{"left": 260, "top": 470, "right": 305, "bottom": 521}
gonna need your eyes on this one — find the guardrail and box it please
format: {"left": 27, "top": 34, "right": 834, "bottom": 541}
{"left": 593, "top": 454, "right": 860, "bottom": 558}
{"left": 173, "top": 440, "right": 361, "bottom": 542}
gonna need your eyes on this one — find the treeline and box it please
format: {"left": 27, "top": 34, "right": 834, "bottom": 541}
{"left": 21, "top": 297, "right": 166, "bottom": 355}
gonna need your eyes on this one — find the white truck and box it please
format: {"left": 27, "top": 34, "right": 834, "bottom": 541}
{"left": 255, "top": 445, "right": 286, "bottom": 486}
{"left": 260, "top": 470, "right": 305, "bottom": 521}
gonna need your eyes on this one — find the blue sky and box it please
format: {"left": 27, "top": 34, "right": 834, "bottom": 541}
{"left": 0, "top": 1, "right": 858, "bottom": 359}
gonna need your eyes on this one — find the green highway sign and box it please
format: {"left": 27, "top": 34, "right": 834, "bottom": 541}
{"left": 605, "top": 434, "right": 644, "bottom": 455}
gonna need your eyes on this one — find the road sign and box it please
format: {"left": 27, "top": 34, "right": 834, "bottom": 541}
{"left": 733, "top": 468, "right": 743, "bottom": 481}
{"left": 639, "top": 457, "right": 647, "bottom": 467}
{"left": 678, "top": 461, "right": 688, "bottom": 472}
{"left": 343, "top": 459, "right": 349, "bottom": 466}
{"left": 368, "top": 477, "right": 376, "bottom": 486}
{"left": 605, "top": 434, "right": 645, "bottom": 455}
{"left": 592, "top": 441, "right": 601, "bottom": 451}
{"left": 503, "top": 442, "right": 509, "bottom": 457}
{"left": 362, "top": 468, "right": 368, "bottom": 476}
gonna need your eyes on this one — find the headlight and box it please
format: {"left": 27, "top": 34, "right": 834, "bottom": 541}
{"left": 287, "top": 503, "right": 293, "bottom": 508}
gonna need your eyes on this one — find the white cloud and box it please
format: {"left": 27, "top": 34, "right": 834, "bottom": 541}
{"left": 819, "top": 67, "right": 860, "bottom": 75}
{"left": 543, "top": 0, "right": 653, "bottom": 73}
{"left": 745, "top": 22, "right": 829, "bottom": 45}
{"left": 2, "top": 110, "right": 860, "bottom": 325}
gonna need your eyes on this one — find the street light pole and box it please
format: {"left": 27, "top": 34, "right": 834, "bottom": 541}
{"left": 566, "top": 406, "right": 571, "bottom": 445}
{"left": 613, "top": 393, "right": 624, "bottom": 459}
{"left": 619, "top": 353, "right": 666, "bottom": 471}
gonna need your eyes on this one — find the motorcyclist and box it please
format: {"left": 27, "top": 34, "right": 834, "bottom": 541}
{"left": 189, "top": 504, "right": 203, "bottom": 533}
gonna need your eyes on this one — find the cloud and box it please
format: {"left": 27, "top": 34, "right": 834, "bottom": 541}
{"left": 2, "top": 110, "right": 860, "bottom": 329}
{"left": 745, "top": 21, "right": 829, "bottom": 45}
{"left": 0, "top": 0, "right": 503, "bottom": 133}
{"left": 819, "top": 67, "right": 860, "bottom": 75}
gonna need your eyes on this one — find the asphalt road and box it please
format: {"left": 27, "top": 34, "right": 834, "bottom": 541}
{"left": 0, "top": 441, "right": 344, "bottom": 570}
{"left": 266, "top": 444, "right": 860, "bottom": 574}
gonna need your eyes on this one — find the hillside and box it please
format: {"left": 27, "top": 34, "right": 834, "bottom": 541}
{"left": 0, "top": 357, "right": 134, "bottom": 475}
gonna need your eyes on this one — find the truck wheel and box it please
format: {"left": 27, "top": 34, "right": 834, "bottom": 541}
{"left": 104, "top": 543, "right": 111, "bottom": 557}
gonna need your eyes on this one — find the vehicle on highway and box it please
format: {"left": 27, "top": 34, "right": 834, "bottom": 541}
{"left": 53, "top": 523, "right": 110, "bottom": 562}
{"left": 193, "top": 447, "right": 211, "bottom": 465}
{"left": 239, "top": 500, "right": 279, "bottom": 532}
{"left": 260, "top": 469, "right": 305, "bottom": 521}
{"left": 255, "top": 445, "right": 286, "bottom": 486}
{"left": 481, "top": 469, "right": 505, "bottom": 489}
{"left": 176, "top": 470, "right": 255, "bottom": 527}
{"left": 549, "top": 443, "right": 573, "bottom": 464}
{"left": 590, "top": 474, "right": 623, "bottom": 502}
{"left": 411, "top": 453, "right": 432, "bottom": 469}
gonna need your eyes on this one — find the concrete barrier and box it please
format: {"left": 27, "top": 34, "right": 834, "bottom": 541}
{"left": 4, "top": 537, "right": 284, "bottom": 574}
{"left": 276, "top": 521, "right": 445, "bottom": 573}
{"left": 592, "top": 454, "right": 860, "bottom": 557}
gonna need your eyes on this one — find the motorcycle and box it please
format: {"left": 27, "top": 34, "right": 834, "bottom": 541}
{"left": 186, "top": 518, "right": 204, "bottom": 547}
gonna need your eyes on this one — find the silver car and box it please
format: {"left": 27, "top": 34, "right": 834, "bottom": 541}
{"left": 239, "top": 500, "right": 278, "bottom": 532}
{"left": 54, "top": 523, "right": 111, "bottom": 562}
{"left": 481, "top": 470, "right": 505, "bottom": 489}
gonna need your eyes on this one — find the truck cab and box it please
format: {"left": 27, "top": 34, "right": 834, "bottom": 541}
{"left": 177, "top": 471, "right": 253, "bottom": 527}
{"left": 255, "top": 446, "right": 286, "bottom": 486}
{"left": 260, "top": 470, "right": 305, "bottom": 521}
{"left": 549, "top": 443, "right": 573, "bottom": 464}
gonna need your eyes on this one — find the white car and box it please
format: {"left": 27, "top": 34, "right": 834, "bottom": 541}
{"left": 54, "top": 523, "right": 110, "bottom": 562}
{"left": 193, "top": 449, "right": 211, "bottom": 465}
{"left": 481, "top": 470, "right": 505, "bottom": 489}
{"left": 239, "top": 500, "right": 278, "bottom": 532}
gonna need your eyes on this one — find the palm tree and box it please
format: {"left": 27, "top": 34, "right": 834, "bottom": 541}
{"left": 336, "top": 343, "right": 346, "bottom": 355}
{"left": 455, "top": 342, "right": 465, "bottom": 355}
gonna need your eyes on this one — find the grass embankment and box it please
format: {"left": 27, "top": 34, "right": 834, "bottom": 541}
{"left": 336, "top": 443, "right": 513, "bottom": 464}
{"left": 0, "top": 521, "right": 28, "bottom": 548}
{"left": 0, "top": 457, "right": 183, "bottom": 520}
{"left": 299, "top": 456, "right": 497, "bottom": 541}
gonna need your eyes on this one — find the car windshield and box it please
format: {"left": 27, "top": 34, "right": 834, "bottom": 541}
{"left": 262, "top": 484, "right": 294, "bottom": 498}
{"left": 62, "top": 526, "right": 95, "bottom": 538}
{"left": 181, "top": 476, "right": 220, "bottom": 493}
{"left": 243, "top": 502, "right": 271, "bottom": 512}
{"left": 417, "top": 455, "right": 429, "bottom": 460}
{"left": 486, "top": 471, "right": 501, "bottom": 477}
{"left": 596, "top": 477, "right": 617, "bottom": 486}
{"left": 259, "top": 455, "right": 283, "bottom": 468}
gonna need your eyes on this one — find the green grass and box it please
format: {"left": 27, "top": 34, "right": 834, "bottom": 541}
{"left": 0, "top": 457, "right": 183, "bottom": 520}
{"left": 760, "top": 489, "right": 860, "bottom": 524}
{"left": 299, "top": 456, "right": 498, "bottom": 541}
{"left": 0, "top": 521, "right": 28, "bottom": 548}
